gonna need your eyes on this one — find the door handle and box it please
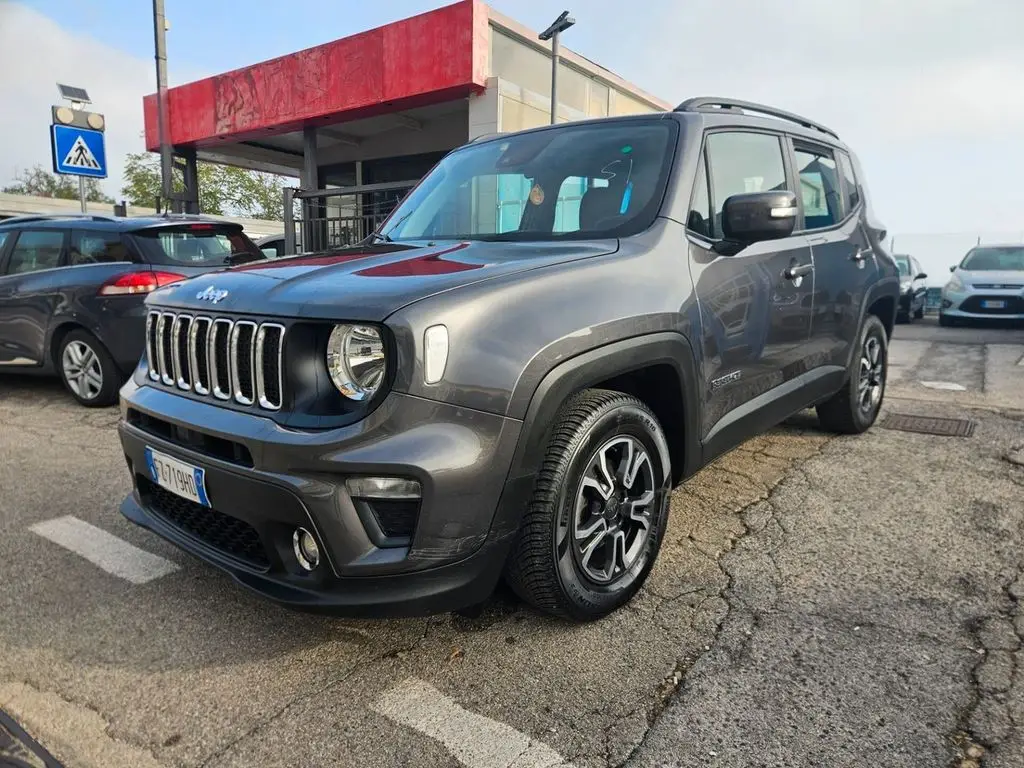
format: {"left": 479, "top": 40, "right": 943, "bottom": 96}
{"left": 851, "top": 249, "right": 871, "bottom": 263}
{"left": 783, "top": 263, "right": 813, "bottom": 281}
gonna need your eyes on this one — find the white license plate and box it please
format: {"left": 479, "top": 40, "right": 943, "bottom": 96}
{"left": 982, "top": 300, "right": 1006, "bottom": 309}
{"left": 145, "top": 447, "right": 209, "bottom": 507}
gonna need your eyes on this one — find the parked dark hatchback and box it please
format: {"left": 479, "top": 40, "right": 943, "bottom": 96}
{"left": 0, "top": 214, "right": 264, "bottom": 406}
{"left": 117, "top": 98, "right": 899, "bottom": 621}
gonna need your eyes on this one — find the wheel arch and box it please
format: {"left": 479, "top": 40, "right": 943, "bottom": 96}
{"left": 507, "top": 332, "right": 702, "bottom": 488}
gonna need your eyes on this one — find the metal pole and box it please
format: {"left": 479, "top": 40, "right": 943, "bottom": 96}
{"left": 78, "top": 176, "right": 87, "bottom": 213}
{"left": 283, "top": 188, "right": 296, "bottom": 256}
{"left": 152, "top": 0, "right": 173, "bottom": 207}
{"left": 549, "top": 31, "right": 560, "bottom": 125}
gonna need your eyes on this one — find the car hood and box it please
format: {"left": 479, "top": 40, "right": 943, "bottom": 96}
{"left": 147, "top": 240, "right": 618, "bottom": 320}
{"left": 958, "top": 269, "right": 1024, "bottom": 287}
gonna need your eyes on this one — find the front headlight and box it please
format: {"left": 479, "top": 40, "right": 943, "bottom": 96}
{"left": 326, "top": 324, "right": 386, "bottom": 401}
{"left": 946, "top": 273, "right": 965, "bottom": 292}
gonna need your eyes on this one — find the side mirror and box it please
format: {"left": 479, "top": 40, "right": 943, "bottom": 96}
{"left": 949, "top": 265, "right": 957, "bottom": 272}
{"left": 916, "top": 272, "right": 928, "bottom": 280}
{"left": 721, "top": 191, "right": 798, "bottom": 247}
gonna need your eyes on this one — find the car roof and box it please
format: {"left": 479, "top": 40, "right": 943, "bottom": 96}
{"left": 0, "top": 213, "right": 243, "bottom": 233}
{"left": 467, "top": 97, "right": 850, "bottom": 153}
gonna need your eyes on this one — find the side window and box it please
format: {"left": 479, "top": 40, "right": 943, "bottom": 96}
{"left": 0, "top": 231, "right": 8, "bottom": 254}
{"left": 5, "top": 230, "right": 65, "bottom": 275}
{"left": 686, "top": 151, "right": 712, "bottom": 238}
{"left": 794, "top": 145, "right": 842, "bottom": 230}
{"left": 837, "top": 151, "right": 861, "bottom": 210}
{"left": 705, "top": 132, "right": 787, "bottom": 239}
{"left": 70, "top": 230, "right": 130, "bottom": 265}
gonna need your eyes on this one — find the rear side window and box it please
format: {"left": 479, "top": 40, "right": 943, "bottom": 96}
{"left": 70, "top": 230, "right": 131, "bottom": 265}
{"left": 705, "top": 132, "right": 787, "bottom": 239}
{"left": 837, "top": 151, "right": 861, "bottom": 210}
{"left": 131, "top": 225, "right": 264, "bottom": 267}
{"left": 793, "top": 144, "right": 842, "bottom": 230}
{"left": 0, "top": 232, "right": 8, "bottom": 253}
{"left": 5, "top": 230, "right": 65, "bottom": 275}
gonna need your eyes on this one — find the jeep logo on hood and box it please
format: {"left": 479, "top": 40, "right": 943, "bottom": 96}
{"left": 195, "top": 286, "right": 229, "bottom": 304}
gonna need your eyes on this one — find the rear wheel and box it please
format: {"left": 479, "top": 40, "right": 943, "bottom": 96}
{"left": 914, "top": 304, "right": 925, "bottom": 320}
{"left": 504, "top": 389, "right": 671, "bottom": 621}
{"left": 58, "top": 330, "right": 121, "bottom": 407}
{"left": 816, "top": 315, "right": 888, "bottom": 434}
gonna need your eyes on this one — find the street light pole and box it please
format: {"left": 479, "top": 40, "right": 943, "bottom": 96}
{"left": 539, "top": 11, "right": 575, "bottom": 126}
{"left": 152, "top": 0, "right": 172, "bottom": 210}
{"left": 78, "top": 176, "right": 86, "bottom": 213}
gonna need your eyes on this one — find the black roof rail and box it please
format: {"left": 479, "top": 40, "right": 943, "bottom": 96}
{"left": 674, "top": 97, "right": 839, "bottom": 140}
{"left": 0, "top": 213, "right": 118, "bottom": 226}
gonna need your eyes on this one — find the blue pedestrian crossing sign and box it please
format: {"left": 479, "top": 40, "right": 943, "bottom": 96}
{"left": 51, "top": 124, "right": 107, "bottom": 178}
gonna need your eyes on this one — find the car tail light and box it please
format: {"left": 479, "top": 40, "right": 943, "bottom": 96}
{"left": 98, "top": 270, "right": 184, "bottom": 296}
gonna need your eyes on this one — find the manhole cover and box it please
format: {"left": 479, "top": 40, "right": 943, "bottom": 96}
{"left": 0, "top": 711, "right": 63, "bottom": 768}
{"left": 881, "top": 413, "right": 975, "bottom": 438}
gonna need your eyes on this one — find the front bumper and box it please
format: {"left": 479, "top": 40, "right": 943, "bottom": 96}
{"left": 117, "top": 379, "right": 529, "bottom": 616}
{"left": 940, "top": 288, "right": 1024, "bottom": 321}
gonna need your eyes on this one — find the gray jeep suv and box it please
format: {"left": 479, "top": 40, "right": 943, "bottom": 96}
{"left": 116, "top": 98, "right": 899, "bottom": 621}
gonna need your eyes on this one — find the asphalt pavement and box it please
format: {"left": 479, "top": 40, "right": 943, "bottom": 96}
{"left": 0, "top": 317, "right": 1021, "bottom": 768}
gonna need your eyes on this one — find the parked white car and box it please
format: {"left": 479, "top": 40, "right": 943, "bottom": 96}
{"left": 940, "top": 244, "right": 1024, "bottom": 326}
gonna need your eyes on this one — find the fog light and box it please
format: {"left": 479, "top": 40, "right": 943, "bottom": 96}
{"left": 293, "top": 527, "right": 320, "bottom": 571}
{"left": 346, "top": 476, "right": 422, "bottom": 500}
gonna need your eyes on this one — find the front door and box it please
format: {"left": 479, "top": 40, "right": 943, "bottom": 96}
{"left": 0, "top": 229, "right": 68, "bottom": 366}
{"left": 687, "top": 131, "right": 816, "bottom": 453}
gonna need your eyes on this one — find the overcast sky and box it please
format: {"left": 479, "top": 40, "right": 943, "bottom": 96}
{"left": 1, "top": 0, "right": 1022, "bottom": 272}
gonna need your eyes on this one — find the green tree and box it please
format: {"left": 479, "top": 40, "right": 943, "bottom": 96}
{"left": 121, "top": 152, "right": 286, "bottom": 221}
{"left": 2, "top": 164, "right": 113, "bottom": 203}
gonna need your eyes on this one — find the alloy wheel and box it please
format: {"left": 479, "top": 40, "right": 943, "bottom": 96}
{"left": 62, "top": 340, "right": 104, "bottom": 401}
{"left": 857, "top": 335, "right": 884, "bottom": 414}
{"left": 566, "top": 435, "right": 656, "bottom": 584}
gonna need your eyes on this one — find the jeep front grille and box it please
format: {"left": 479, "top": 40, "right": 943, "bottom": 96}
{"left": 146, "top": 311, "right": 285, "bottom": 410}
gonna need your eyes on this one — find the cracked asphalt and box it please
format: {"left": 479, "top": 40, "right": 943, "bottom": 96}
{"left": 0, "top": 318, "right": 1022, "bottom": 768}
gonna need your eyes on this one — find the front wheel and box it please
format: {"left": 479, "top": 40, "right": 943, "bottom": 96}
{"left": 58, "top": 330, "right": 121, "bottom": 407}
{"left": 816, "top": 314, "right": 888, "bottom": 434}
{"left": 504, "top": 389, "right": 671, "bottom": 621}
{"left": 914, "top": 304, "right": 925, "bottom": 320}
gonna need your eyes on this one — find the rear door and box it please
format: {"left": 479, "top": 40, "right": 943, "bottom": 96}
{"left": 689, "top": 130, "right": 816, "bottom": 452}
{"left": 799, "top": 143, "right": 879, "bottom": 369}
{"left": 0, "top": 228, "right": 68, "bottom": 366}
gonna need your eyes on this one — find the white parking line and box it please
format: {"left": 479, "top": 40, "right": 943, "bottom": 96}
{"left": 373, "top": 678, "right": 573, "bottom": 768}
{"left": 29, "top": 516, "right": 178, "bottom": 585}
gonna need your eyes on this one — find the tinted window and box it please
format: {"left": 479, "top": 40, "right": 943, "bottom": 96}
{"left": 837, "top": 150, "right": 860, "bottom": 210}
{"left": 961, "top": 246, "right": 1024, "bottom": 272}
{"left": 5, "top": 230, "right": 64, "bottom": 275}
{"left": 379, "top": 121, "right": 675, "bottom": 242}
{"left": 70, "top": 230, "right": 131, "bottom": 265}
{"left": 794, "top": 145, "right": 842, "bottom": 230}
{"left": 131, "top": 225, "right": 264, "bottom": 266}
{"left": 0, "top": 232, "right": 8, "bottom": 253}
{"left": 705, "top": 132, "right": 787, "bottom": 239}
{"left": 686, "top": 151, "right": 712, "bottom": 238}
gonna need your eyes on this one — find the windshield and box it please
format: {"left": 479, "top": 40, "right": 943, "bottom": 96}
{"left": 895, "top": 256, "right": 911, "bottom": 276}
{"left": 131, "top": 224, "right": 265, "bottom": 266}
{"left": 960, "top": 246, "right": 1024, "bottom": 272}
{"left": 377, "top": 120, "right": 675, "bottom": 243}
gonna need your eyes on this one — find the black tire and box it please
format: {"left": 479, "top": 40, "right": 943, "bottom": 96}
{"left": 816, "top": 314, "right": 888, "bottom": 435}
{"left": 57, "top": 329, "right": 121, "bottom": 407}
{"left": 504, "top": 389, "right": 671, "bottom": 621}
{"left": 939, "top": 313, "right": 955, "bottom": 327}
{"left": 914, "top": 305, "right": 925, "bottom": 320}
